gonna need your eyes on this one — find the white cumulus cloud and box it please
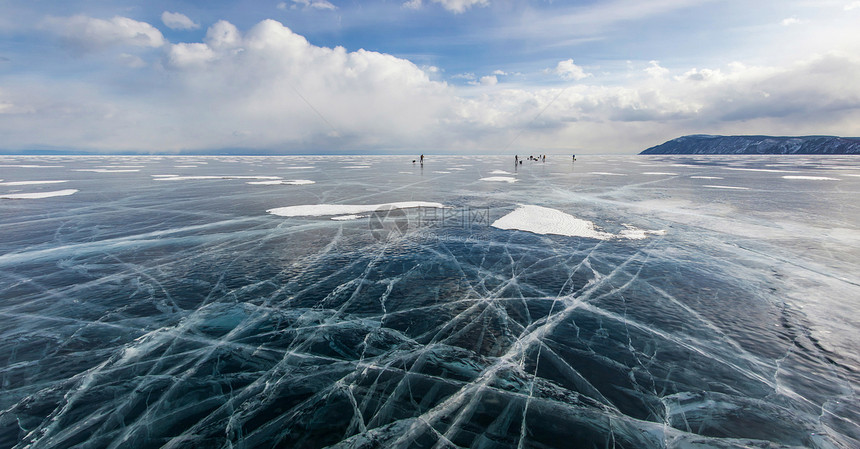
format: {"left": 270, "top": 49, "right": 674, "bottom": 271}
{"left": 291, "top": 0, "right": 338, "bottom": 10}
{"left": 43, "top": 15, "right": 165, "bottom": 50}
{"left": 403, "top": 0, "right": 489, "bottom": 13}
{"left": 553, "top": 59, "right": 590, "bottom": 80}
{"left": 479, "top": 75, "right": 498, "bottom": 85}
{"left": 205, "top": 20, "right": 242, "bottom": 49}
{"left": 118, "top": 53, "right": 146, "bottom": 68}
{"left": 644, "top": 60, "right": 670, "bottom": 78}
{"left": 161, "top": 11, "right": 200, "bottom": 30}
{"left": 8, "top": 20, "right": 860, "bottom": 155}
{"left": 24, "top": 19, "right": 451, "bottom": 152}
{"left": 166, "top": 43, "right": 217, "bottom": 68}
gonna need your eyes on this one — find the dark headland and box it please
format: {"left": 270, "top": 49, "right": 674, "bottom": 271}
{"left": 640, "top": 135, "right": 860, "bottom": 155}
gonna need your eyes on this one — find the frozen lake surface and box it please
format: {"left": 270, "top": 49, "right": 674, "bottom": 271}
{"left": 1, "top": 155, "right": 858, "bottom": 448}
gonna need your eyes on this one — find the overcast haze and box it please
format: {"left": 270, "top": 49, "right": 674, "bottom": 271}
{"left": 1, "top": 0, "right": 860, "bottom": 154}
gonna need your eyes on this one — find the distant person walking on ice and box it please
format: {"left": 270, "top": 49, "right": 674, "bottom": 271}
{"left": 420, "top": 154, "right": 424, "bottom": 165}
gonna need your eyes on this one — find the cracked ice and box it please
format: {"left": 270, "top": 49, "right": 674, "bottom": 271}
{"left": 0, "top": 154, "right": 858, "bottom": 448}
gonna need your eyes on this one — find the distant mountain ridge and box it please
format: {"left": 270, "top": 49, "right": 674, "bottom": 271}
{"left": 640, "top": 135, "right": 860, "bottom": 155}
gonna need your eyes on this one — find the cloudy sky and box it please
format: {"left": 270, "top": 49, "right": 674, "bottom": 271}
{"left": 1, "top": 0, "right": 860, "bottom": 154}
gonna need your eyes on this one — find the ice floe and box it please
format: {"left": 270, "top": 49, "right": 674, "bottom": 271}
{"left": 267, "top": 201, "right": 446, "bottom": 217}
{"left": 0, "top": 189, "right": 78, "bottom": 199}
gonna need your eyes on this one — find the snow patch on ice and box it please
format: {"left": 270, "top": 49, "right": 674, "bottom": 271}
{"left": 690, "top": 176, "right": 723, "bottom": 179}
{"left": 618, "top": 224, "right": 667, "bottom": 240}
{"left": 74, "top": 169, "right": 139, "bottom": 173}
{"left": 0, "top": 164, "right": 63, "bottom": 168}
{"left": 781, "top": 176, "right": 840, "bottom": 181}
{"left": 492, "top": 205, "right": 666, "bottom": 240}
{"left": 492, "top": 205, "right": 612, "bottom": 239}
{"left": 703, "top": 185, "right": 750, "bottom": 190}
{"left": 268, "top": 201, "right": 446, "bottom": 218}
{"left": 331, "top": 214, "right": 366, "bottom": 221}
{"left": 588, "top": 172, "right": 627, "bottom": 176}
{"left": 642, "top": 172, "right": 678, "bottom": 176}
{"left": 247, "top": 180, "right": 315, "bottom": 185}
{"left": 480, "top": 176, "right": 518, "bottom": 183}
{"left": 489, "top": 170, "right": 511, "bottom": 175}
{"left": 1, "top": 189, "right": 78, "bottom": 199}
{"left": 722, "top": 167, "right": 799, "bottom": 173}
{"left": 0, "top": 180, "right": 68, "bottom": 186}
{"left": 154, "top": 175, "right": 281, "bottom": 181}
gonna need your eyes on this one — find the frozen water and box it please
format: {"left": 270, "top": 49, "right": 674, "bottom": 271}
{"left": 0, "top": 154, "right": 858, "bottom": 448}
{"left": 267, "top": 202, "right": 446, "bottom": 218}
